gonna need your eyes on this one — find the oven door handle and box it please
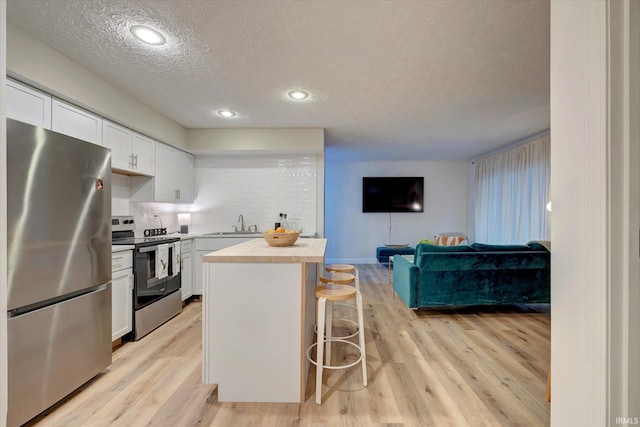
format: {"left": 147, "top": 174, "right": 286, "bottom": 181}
{"left": 138, "top": 246, "right": 157, "bottom": 254}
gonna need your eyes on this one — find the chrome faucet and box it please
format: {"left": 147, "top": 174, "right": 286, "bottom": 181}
{"left": 238, "top": 214, "right": 245, "bottom": 232}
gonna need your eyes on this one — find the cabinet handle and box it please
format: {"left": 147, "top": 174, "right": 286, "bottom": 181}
{"left": 134, "top": 154, "right": 138, "bottom": 168}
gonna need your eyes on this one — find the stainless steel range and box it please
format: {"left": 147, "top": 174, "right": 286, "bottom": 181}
{"left": 112, "top": 216, "right": 182, "bottom": 340}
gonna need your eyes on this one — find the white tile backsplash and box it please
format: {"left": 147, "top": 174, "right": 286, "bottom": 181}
{"left": 112, "top": 155, "right": 318, "bottom": 236}
{"left": 191, "top": 155, "right": 317, "bottom": 234}
{"left": 112, "top": 173, "right": 131, "bottom": 215}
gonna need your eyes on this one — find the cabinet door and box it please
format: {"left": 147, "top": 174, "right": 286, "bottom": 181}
{"left": 181, "top": 251, "right": 193, "bottom": 301}
{"left": 102, "top": 120, "right": 132, "bottom": 171}
{"left": 52, "top": 98, "right": 103, "bottom": 145}
{"left": 6, "top": 80, "right": 52, "bottom": 128}
{"left": 154, "top": 143, "right": 178, "bottom": 202}
{"left": 193, "top": 250, "right": 210, "bottom": 296}
{"left": 111, "top": 268, "right": 133, "bottom": 341}
{"left": 176, "top": 151, "right": 194, "bottom": 203}
{"left": 131, "top": 133, "right": 155, "bottom": 176}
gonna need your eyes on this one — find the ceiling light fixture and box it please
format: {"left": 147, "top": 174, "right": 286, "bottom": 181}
{"left": 130, "top": 25, "right": 167, "bottom": 45}
{"left": 288, "top": 89, "right": 310, "bottom": 100}
{"left": 217, "top": 109, "right": 237, "bottom": 118}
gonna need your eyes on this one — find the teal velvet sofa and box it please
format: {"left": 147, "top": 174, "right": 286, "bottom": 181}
{"left": 392, "top": 242, "right": 550, "bottom": 309}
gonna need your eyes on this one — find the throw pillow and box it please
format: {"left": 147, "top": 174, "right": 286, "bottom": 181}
{"left": 435, "top": 235, "right": 468, "bottom": 246}
{"left": 419, "top": 239, "right": 435, "bottom": 245}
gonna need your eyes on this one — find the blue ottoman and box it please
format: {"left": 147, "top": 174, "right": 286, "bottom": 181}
{"left": 376, "top": 246, "right": 415, "bottom": 264}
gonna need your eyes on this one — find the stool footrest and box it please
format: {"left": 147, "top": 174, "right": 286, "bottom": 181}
{"left": 314, "top": 318, "right": 359, "bottom": 339}
{"left": 306, "top": 339, "right": 363, "bottom": 370}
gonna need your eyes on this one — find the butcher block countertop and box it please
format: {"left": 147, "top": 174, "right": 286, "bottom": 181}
{"left": 202, "top": 237, "right": 327, "bottom": 263}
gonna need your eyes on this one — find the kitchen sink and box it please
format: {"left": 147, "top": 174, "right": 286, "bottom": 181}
{"left": 203, "top": 231, "right": 263, "bottom": 237}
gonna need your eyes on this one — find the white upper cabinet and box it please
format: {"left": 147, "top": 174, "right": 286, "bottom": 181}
{"left": 102, "top": 120, "right": 155, "bottom": 176}
{"left": 154, "top": 142, "right": 177, "bottom": 201}
{"left": 6, "top": 79, "right": 52, "bottom": 128}
{"left": 176, "top": 150, "right": 194, "bottom": 202}
{"left": 103, "top": 120, "right": 131, "bottom": 170}
{"left": 154, "top": 143, "right": 194, "bottom": 203}
{"left": 130, "top": 142, "right": 194, "bottom": 203}
{"left": 131, "top": 133, "right": 155, "bottom": 176}
{"left": 52, "top": 98, "right": 103, "bottom": 145}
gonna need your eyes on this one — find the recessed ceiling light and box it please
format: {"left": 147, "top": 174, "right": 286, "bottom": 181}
{"left": 217, "top": 109, "right": 237, "bottom": 118}
{"left": 288, "top": 89, "right": 310, "bottom": 100}
{"left": 130, "top": 25, "right": 167, "bottom": 45}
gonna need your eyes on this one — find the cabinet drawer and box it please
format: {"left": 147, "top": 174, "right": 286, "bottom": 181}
{"left": 181, "top": 240, "right": 192, "bottom": 253}
{"left": 112, "top": 251, "right": 133, "bottom": 271}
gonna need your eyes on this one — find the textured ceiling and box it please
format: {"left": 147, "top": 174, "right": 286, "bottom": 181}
{"left": 7, "top": 0, "right": 549, "bottom": 160}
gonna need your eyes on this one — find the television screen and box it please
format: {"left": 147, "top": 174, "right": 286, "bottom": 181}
{"left": 362, "top": 177, "right": 424, "bottom": 213}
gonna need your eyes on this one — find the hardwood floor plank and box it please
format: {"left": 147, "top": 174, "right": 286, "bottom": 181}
{"left": 28, "top": 263, "right": 550, "bottom": 427}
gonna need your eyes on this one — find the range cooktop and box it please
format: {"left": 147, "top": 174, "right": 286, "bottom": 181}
{"left": 112, "top": 236, "right": 181, "bottom": 246}
{"left": 112, "top": 215, "right": 180, "bottom": 247}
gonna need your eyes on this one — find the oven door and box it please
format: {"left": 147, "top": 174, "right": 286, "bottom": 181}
{"left": 134, "top": 245, "right": 173, "bottom": 309}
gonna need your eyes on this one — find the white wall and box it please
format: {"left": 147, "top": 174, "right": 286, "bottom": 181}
{"left": 550, "top": 1, "right": 605, "bottom": 422}
{"left": 188, "top": 128, "right": 324, "bottom": 154}
{"left": 1, "top": 2, "right": 8, "bottom": 425}
{"left": 608, "top": 0, "right": 640, "bottom": 420}
{"left": 324, "top": 159, "right": 469, "bottom": 264}
{"left": 6, "top": 23, "right": 188, "bottom": 151}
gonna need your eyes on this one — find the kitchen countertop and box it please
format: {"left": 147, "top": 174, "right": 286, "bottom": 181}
{"left": 179, "top": 234, "right": 199, "bottom": 240}
{"left": 202, "top": 237, "right": 327, "bottom": 263}
{"left": 192, "top": 232, "right": 316, "bottom": 239}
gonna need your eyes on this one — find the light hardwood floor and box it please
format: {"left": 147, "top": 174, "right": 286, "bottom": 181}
{"left": 28, "top": 264, "right": 550, "bottom": 427}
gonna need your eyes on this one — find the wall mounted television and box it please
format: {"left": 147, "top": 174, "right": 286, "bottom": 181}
{"left": 362, "top": 177, "right": 424, "bottom": 213}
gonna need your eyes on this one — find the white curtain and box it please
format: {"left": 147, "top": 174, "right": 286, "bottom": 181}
{"left": 474, "top": 133, "right": 550, "bottom": 244}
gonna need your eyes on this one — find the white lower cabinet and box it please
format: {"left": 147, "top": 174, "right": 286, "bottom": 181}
{"left": 193, "top": 237, "right": 255, "bottom": 295}
{"left": 181, "top": 240, "right": 193, "bottom": 301}
{"left": 112, "top": 250, "right": 133, "bottom": 341}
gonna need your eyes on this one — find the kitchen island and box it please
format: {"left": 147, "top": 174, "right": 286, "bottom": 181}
{"left": 201, "top": 237, "right": 327, "bottom": 402}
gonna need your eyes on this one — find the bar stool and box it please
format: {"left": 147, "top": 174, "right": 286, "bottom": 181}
{"left": 307, "top": 272, "right": 367, "bottom": 405}
{"left": 325, "top": 264, "right": 360, "bottom": 292}
{"left": 317, "top": 264, "right": 360, "bottom": 339}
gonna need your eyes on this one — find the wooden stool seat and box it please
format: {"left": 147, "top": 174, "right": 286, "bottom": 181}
{"left": 315, "top": 284, "right": 356, "bottom": 301}
{"left": 325, "top": 264, "right": 357, "bottom": 274}
{"left": 319, "top": 272, "right": 355, "bottom": 285}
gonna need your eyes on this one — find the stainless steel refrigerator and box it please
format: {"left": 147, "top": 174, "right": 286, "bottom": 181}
{"left": 6, "top": 119, "right": 112, "bottom": 427}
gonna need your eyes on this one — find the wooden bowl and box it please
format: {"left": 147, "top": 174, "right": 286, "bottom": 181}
{"left": 263, "top": 231, "right": 300, "bottom": 247}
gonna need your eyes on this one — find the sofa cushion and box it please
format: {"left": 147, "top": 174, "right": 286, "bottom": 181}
{"left": 419, "top": 244, "right": 475, "bottom": 252}
{"left": 526, "top": 241, "right": 550, "bottom": 252}
{"left": 471, "top": 243, "right": 532, "bottom": 252}
{"left": 527, "top": 240, "right": 551, "bottom": 251}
